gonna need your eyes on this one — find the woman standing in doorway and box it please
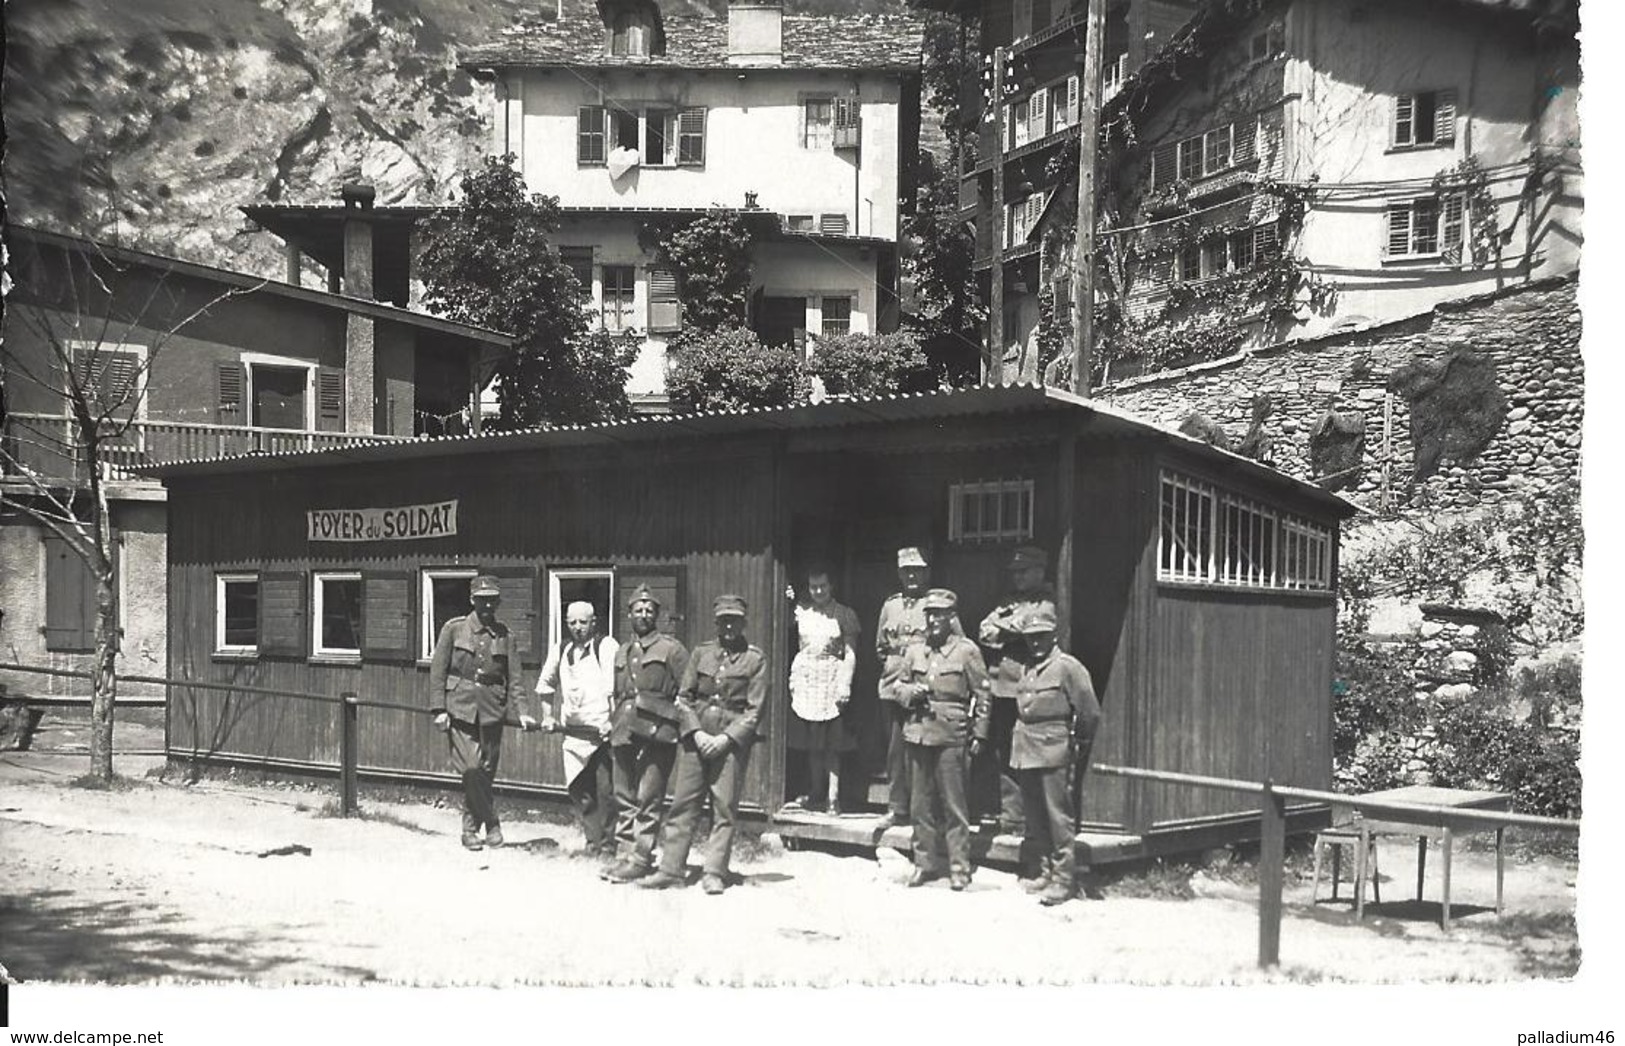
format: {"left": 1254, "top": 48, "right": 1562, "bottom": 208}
{"left": 784, "top": 569, "right": 861, "bottom": 814}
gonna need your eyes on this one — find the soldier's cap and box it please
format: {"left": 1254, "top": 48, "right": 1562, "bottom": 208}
{"left": 470, "top": 575, "right": 501, "bottom": 598}
{"left": 713, "top": 593, "right": 748, "bottom": 618}
{"left": 1008, "top": 545, "right": 1049, "bottom": 570}
{"left": 921, "top": 588, "right": 958, "bottom": 611}
{"left": 896, "top": 546, "right": 929, "bottom": 568}
{"left": 1019, "top": 603, "right": 1059, "bottom": 634}
{"left": 627, "top": 583, "right": 661, "bottom": 610}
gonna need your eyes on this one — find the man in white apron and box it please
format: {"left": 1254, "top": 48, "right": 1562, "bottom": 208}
{"left": 535, "top": 601, "right": 620, "bottom": 856}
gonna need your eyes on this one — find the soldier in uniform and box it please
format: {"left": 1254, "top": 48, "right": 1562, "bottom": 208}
{"left": 428, "top": 574, "right": 535, "bottom": 850}
{"left": 873, "top": 547, "right": 961, "bottom": 831}
{"left": 975, "top": 544, "right": 1056, "bottom": 832}
{"left": 888, "top": 588, "right": 991, "bottom": 891}
{"left": 601, "top": 585, "right": 690, "bottom": 884}
{"left": 641, "top": 594, "right": 767, "bottom": 895}
{"left": 989, "top": 603, "right": 1101, "bottom": 906}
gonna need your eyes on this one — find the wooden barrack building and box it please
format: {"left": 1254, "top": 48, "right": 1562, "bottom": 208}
{"left": 153, "top": 384, "right": 1354, "bottom": 859}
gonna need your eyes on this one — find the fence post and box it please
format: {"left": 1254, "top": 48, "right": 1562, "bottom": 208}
{"left": 340, "top": 692, "right": 359, "bottom": 818}
{"left": 1258, "top": 778, "right": 1286, "bottom": 969}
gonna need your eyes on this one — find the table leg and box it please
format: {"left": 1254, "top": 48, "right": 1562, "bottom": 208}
{"left": 1354, "top": 827, "right": 1368, "bottom": 921}
{"left": 1416, "top": 836, "right": 1427, "bottom": 901}
{"left": 1495, "top": 826, "right": 1505, "bottom": 916}
{"left": 1331, "top": 844, "right": 1341, "bottom": 901}
{"left": 1441, "top": 825, "right": 1453, "bottom": 931}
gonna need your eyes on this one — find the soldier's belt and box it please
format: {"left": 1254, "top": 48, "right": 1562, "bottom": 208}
{"left": 474, "top": 670, "right": 507, "bottom": 686}
{"left": 1021, "top": 713, "right": 1072, "bottom": 724}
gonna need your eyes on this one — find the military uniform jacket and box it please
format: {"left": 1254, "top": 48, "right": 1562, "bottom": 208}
{"left": 428, "top": 613, "right": 514, "bottom": 725}
{"left": 976, "top": 586, "right": 1056, "bottom": 699}
{"left": 1009, "top": 649, "right": 1101, "bottom": 770}
{"left": 678, "top": 640, "right": 767, "bottom": 748}
{"left": 887, "top": 635, "right": 992, "bottom": 747}
{"left": 611, "top": 631, "right": 690, "bottom": 746}
{"left": 875, "top": 592, "right": 962, "bottom": 698}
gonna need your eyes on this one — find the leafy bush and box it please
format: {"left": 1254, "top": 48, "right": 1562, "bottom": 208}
{"left": 807, "top": 330, "right": 933, "bottom": 399}
{"left": 1432, "top": 695, "right": 1581, "bottom": 819}
{"left": 666, "top": 326, "right": 809, "bottom": 413}
{"left": 1332, "top": 640, "right": 1421, "bottom": 765}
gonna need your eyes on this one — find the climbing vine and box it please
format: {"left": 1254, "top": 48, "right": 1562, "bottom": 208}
{"left": 1431, "top": 155, "right": 1499, "bottom": 267}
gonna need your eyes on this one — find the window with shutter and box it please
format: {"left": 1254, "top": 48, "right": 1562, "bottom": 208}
{"left": 361, "top": 570, "right": 415, "bottom": 661}
{"left": 43, "top": 532, "right": 98, "bottom": 652}
{"left": 1152, "top": 142, "right": 1177, "bottom": 189}
{"left": 1434, "top": 89, "right": 1457, "bottom": 145}
{"left": 316, "top": 366, "right": 345, "bottom": 432}
{"left": 803, "top": 98, "right": 834, "bottom": 149}
{"left": 1385, "top": 205, "right": 1413, "bottom": 257}
{"left": 1441, "top": 193, "right": 1466, "bottom": 258}
{"left": 1393, "top": 95, "right": 1415, "bottom": 147}
{"left": 1252, "top": 223, "right": 1281, "bottom": 261}
{"left": 71, "top": 348, "right": 142, "bottom": 416}
{"left": 1028, "top": 89, "right": 1048, "bottom": 140}
{"left": 313, "top": 571, "right": 363, "bottom": 658}
{"left": 215, "top": 572, "right": 259, "bottom": 655}
{"left": 821, "top": 296, "right": 853, "bottom": 336}
{"left": 1065, "top": 75, "right": 1079, "bottom": 127}
{"left": 1233, "top": 118, "right": 1258, "bottom": 163}
{"left": 1393, "top": 89, "right": 1454, "bottom": 147}
{"left": 1411, "top": 197, "right": 1440, "bottom": 254}
{"left": 648, "top": 267, "right": 682, "bottom": 332}
{"left": 1203, "top": 126, "right": 1231, "bottom": 175}
{"left": 644, "top": 108, "right": 676, "bottom": 166}
{"left": 601, "top": 265, "right": 636, "bottom": 330}
{"left": 560, "top": 246, "right": 594, "bottom": 302}
{"left": 578, "top": 106, "right": 607, "bottom": 164}
{"left": 420, "top": 567, "right": 476, "bottom": 660}
{"left": 1012, "top": 99, "right": 1030, "bottom": 148}
{"left": 819, "top": 213, "right": 849, "bottom": 235}
{"left": 833, "top": 96, "right": 860, "bottom": 149}
{"left": 1178, "top": 137, "right": 1201, "bottom": 181}
{"left": 677, "top": 107, "right": 706, "bottom": 165}
{"left": 216, "top": 361, "right": 246, "bottom": 424}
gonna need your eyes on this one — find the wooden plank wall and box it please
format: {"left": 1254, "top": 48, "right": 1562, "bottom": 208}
{"left": 166, "top": 439, "right": 781, "bottom": 805}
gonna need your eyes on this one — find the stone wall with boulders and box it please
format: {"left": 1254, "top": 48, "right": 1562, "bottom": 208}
{"left": 1098, "top": 275, "right": 1582, "bottom": 513}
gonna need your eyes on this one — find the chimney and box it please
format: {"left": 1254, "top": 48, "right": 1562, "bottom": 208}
{"left": 339, "top": 181, "right": 376, "bottom": 300}
{"left": 727, "top": 2, "right": 782, "bottom": 66}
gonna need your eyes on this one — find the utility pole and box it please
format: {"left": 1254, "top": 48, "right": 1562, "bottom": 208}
{"left": 1069, "top": 0, "right": 1105, "bottom": 397}
{"left": 989, "top": 45, "right": 1008, "bottom": 386}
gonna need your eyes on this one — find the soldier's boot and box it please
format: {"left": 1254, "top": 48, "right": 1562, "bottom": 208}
{"left": 460, "top": 810, "right": 484, "bottom": 851}
{"left": 1039, "top": 876, "right": 1076, "bottom": 906}
{"left": 605, "top": 858, "right": 654, "bottom": 884}
{"left": 1019, "top": 856, "right": 1053, "bottom": 893}
{"left": 485, "top": 822, "right": 504, "bottom": 848}
{"left": 701, "top": 873, "right": 727, "bottom": 895}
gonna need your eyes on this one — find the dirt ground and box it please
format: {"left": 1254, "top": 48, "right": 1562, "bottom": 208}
{"left": 0, "top": 711, "right": 1585, "bottom": 988}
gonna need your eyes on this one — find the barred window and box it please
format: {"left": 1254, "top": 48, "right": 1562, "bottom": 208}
{"left": 1158, "top": 470, "right": 1332, "bottom": 591}
{"left": 949, "top": 478, "right": 1034, "bottom": 543}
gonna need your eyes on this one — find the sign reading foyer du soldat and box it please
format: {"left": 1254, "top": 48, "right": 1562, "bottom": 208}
{"left": 308, "top": 500, "right": 459, "bottom": 542}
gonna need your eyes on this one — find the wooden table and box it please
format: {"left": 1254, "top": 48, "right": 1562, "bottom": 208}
{"left": 1351, "top": 785, "right": 1514, "bottom": 930}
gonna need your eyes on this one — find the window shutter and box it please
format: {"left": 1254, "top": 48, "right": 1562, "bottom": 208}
{"left": 42, "top": 532, "right": 97, "bottom": 652}
{"left": 1065, "top": 74, "right": 1079, "bottom": 127}
{"left": 648, "top": 267, "right": 682, "bottom": 332}
{"left": 1253, "top": 223, "right": 1281, "bottom": 261}
{"left": 1434, "top": 89, "right": 1457, "bottom": 145}
{"left": 677, "top": 106, "right": 706, "bottom": 165}
{"left": 1003, "top": 104, "right": 1015, "bottom": 152}
{"left": 316, "top": 366, "right": 345, "bottom": 432}
{"left": 578, "top": 106, "right": 606, "bottom": 164}
{"left": 216, "top": 361, "right": 246, "bottom": 424}
{"left": 1028, "top": 88, "right": 1048, "bottom": 140}
{"left": 616, "top": 565, "right": 688, "bottom": 645}
{"left": 260, "top": 571, "right": 306, "bottom": 658}
{"left": 360, "top": 571, "right": 415, "bottom": 661}
{"left": 1386, "top": 205, "right": 1412, "bottom": 257}
{"left": 490, "top": 564, "right": 538, "bottom": 666}
{"left": 1152, "top": 141, "right": 1176, "bottom": 189}
{"left": 833, "top": 96, "right": 860, "bottom": 149}
{"left": 1442, "top": 193, "right": 1465, "bottom": 256}
{"left": 1393, "top": 95, "right": 1414, "bottom": 146}
{"left": 1233, "top": 117, "right": 1258, "bottom": 163}
{"left": 820, "top": 213, "right": 849, "bottom": 235}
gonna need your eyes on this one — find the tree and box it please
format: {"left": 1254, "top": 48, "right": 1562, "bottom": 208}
{"left": 418, "top": 155, "right": 637, "bottom": 428}
{"left": 639, "top": 210, "right": 755, "bottom": 332}
{"left": 901, "top": 16, "right": 985, "bottom": 387}
{"left": 666, "top": 327, "right": 808, "bottom": 413}
{"left": 1, "top": 234, "right": 254, "bottom": 781}
{"left": 808, "top": 330, "right": 933, "bottom": 399}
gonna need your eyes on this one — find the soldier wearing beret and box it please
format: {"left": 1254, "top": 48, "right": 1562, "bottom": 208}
{"left": 429, "top": 574, "right": 536, "bottom": 850}
{"left": 642, "top": 594, "right": 767, "bottom": 895}
{"left": 975, "top": 544, "right": 1056, "bottom": 833}
{"left": 979, "top": 602, "right": 1100, "bottom": 905}
{"left": 601, "top": 584, "right": 690, "bottom": 884}
{"left": 887, "top": 588, "right": 992, "bottom": 891}
{"left": 873, "top": 547, "right": 961, "bottom": 831}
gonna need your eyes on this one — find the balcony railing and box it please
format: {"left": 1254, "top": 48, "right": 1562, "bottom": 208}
{"left": 2, "top": 413, "right": 414, "bottom": 485}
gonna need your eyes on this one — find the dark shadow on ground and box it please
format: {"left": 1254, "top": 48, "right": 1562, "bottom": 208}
{"left": 0, "top": 888, "right": 380, "bottom": 983}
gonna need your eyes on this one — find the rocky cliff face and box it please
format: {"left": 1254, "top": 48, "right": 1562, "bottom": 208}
{"left": 7, "top": 0, "right": 818, "bottom": 281}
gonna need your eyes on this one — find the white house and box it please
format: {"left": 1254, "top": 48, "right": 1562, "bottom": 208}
{"left": 460, "top": 0, "right": 925, "bottom": 399}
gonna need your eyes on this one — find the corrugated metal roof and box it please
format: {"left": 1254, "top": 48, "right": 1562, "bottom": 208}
{"left": 146, "top": 384, "right": 1355, "bottom": 516}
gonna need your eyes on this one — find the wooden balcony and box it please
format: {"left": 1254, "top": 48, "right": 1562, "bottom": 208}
{"left": 2, "top": 413, "right": 414, "bottom": 486}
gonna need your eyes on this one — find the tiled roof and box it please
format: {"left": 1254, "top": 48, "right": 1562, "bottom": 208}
{"left": 461, "top": 1, "right": 924, "bottom": 73}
